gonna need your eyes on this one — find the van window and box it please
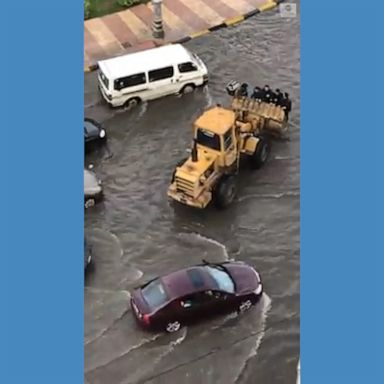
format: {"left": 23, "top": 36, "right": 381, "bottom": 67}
{"left": 178, "top": 62, "right": 198, "bottom": 73}
{"left": 114, "top": 73, "right": 146, "bottom": 91}
{"left": 148, "top": 66, "right": 174, "bottom": 82}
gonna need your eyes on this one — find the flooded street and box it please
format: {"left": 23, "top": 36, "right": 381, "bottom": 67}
{"left": 84, "top": 3, "right": 300, "bottom": 383}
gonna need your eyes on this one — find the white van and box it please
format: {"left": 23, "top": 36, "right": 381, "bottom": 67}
{"left": 97, "top": 44, "right": 209, "bottom": 108}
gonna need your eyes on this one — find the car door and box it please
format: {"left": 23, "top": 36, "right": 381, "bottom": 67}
{"left": 174, "top": 292, "right": 214, "bottom": 325}
{"left": 210, "top": 290, "right": 237, "bottom": 314}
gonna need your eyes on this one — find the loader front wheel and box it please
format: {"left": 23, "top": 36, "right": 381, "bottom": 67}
{"left": 249, "top": 136, "right": 270, "bottom": 170}
{"left": 213, "top": 175, "right": 237, "bottom": 209}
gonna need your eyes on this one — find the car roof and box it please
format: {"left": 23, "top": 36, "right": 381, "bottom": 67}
{"left": 194, "top": 107, "right": 235, "bottom": 135}
{"left": 98, "top": 44, "right": 193, "bottom": 80}
{"left": 159, "top": 266, "right": 217, "bottom": 300}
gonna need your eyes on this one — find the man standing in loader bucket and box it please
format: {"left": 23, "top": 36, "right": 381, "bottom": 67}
{"left": 167, "top": 85, "right": 291, "bottom": 210}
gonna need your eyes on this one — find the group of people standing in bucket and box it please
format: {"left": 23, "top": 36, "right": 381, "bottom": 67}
{"left": 233, "top": 82, "right": 292, "bottom": 118}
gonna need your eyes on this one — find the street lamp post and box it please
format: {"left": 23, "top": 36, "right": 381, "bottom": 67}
{"left": 152, "top": 0, "right": 165, "bottom": 39}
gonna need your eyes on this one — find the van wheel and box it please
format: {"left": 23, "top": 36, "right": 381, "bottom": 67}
{"left": 212, "top": 175, "right": 237, "bottom": 209}
{"left": 181, "top": 84, "right": 195, "bottom": 94}
{"left": 249, "top": 136, "right": 271, "bottom": 170}
{"left": 124, "top": 97, "right": 141, "bottom": 109}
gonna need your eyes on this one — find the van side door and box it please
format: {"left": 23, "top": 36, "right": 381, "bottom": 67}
{"left": 147, "top": 66, "right": 177, "bottom": 99}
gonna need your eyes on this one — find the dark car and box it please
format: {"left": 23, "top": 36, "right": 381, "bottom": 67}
{"left": 84, "top": 118, "right": 106, "bottom": 152}
{"left": 130, "top": 260, "right": 263, "bottom": 333}
{"left": 84, "top": 239, "right": 92, "bottom": 271}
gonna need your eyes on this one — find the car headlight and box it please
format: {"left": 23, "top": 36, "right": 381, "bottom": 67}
{"left": 99, "top": 129, "right": 106, "bottom": 138}
{"left": 254, "top": 284, "right": 262, "bottom": 295}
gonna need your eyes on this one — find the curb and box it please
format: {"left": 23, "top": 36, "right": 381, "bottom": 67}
{"left": 84, "top": 0, "right": 284, "bottom": 73}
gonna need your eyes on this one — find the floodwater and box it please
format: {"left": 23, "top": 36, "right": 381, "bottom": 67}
{"left": 84, "top": 3, "right": 300, "bottom": 383}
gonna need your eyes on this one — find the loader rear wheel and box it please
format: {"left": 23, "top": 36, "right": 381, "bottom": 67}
{"left": 213, "top": 175, "right": 237, "bottom": 209}
{"left": 249, "top": 136, "right": 270, "bottom": 169}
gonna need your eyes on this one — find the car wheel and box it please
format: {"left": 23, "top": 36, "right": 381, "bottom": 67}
{"left": 166, "top": 321, "right": 181, "bottom": 333}
{"left": 85, "top": 199, "right": 95, "bottom": 209}
{"left": 124, "top": 97, "right": 141, "bottom": 109}
{"left": 238, "top": 300, "right": 252, "bottom": 314}
{"left": 181, "top": 84, "right": 195, "bottom": 94}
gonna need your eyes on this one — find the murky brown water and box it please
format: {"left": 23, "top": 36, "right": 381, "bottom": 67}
{"left": 84, "top": 3, "right": 300, "bottom": 383}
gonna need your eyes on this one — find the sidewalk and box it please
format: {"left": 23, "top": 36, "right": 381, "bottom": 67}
{"left": 84, "top": 0, "right": 284, "bottom": 72}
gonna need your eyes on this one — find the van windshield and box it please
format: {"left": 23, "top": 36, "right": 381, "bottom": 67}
{"left": 190, "top": 52, "right": 202, "bottom": 67}
{"left": 99, "top": 70, "right": 109, "bottom": 90}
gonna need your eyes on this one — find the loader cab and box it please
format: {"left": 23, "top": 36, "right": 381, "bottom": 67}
{"left": 193, "top": 107, "right": 238, "bottom": 168}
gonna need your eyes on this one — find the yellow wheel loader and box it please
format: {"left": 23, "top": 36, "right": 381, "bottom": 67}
{"left": 167, "top": 89, "right": 290, "bottom": 209}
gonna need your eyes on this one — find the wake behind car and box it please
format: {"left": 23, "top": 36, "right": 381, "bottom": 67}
{"left": 84, "top": 118, "right": 106, "bottom": 152}
{"left": 130, "top": 260, "right": 263, "bottom": 333}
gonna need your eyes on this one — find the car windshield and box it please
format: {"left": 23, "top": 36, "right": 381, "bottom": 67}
{"left": 205, "top": 266, "right": 235, "bottom": 293}
{"left": 141, "top": 279, "right": 169, "bottom": 311}
{"left": 196, "top": 128, "right": 221, "bottom": 151}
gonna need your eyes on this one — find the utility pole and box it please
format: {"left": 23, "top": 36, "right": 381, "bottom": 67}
{"left": 152, "top": 0, "right": 165, "bottom": 39}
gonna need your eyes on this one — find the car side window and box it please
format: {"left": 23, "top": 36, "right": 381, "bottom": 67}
{"left": 114, "top": 73, "right": 146, "bottom": 91}
{"left": 148, "top": 66, "right": 174, "bottom": 82}
{"left": 179, "top": 292, "right": 207, "bottom": 308}
{"left": 178, "top": 62, "right": 198, "bottom": 73}
{"left": 210, "top": 291, "right": 229, "bottom": 300}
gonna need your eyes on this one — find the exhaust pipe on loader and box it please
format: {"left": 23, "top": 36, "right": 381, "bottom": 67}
{"left": 191, "top": 139, "right": 198, "bottom": 162}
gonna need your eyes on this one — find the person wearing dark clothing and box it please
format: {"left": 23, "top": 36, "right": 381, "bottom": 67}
{"left": 274, "top": 89, "right": 283, "bottom": 105}
{"left": 280, "top": 92, "right": 292, "bottom": 118}
{"left": 240, "top": 83, "right": 249, "bottom": 97}
{"left": 261, "top": 85, "right": 275, "bottom": 104}
{"left": 269, "top": 89, "right": 277, "bottom": 103}
{"left": 251, "top": 86, "right": 263, "bottom": 101}
{"left": 260, "top": 85, "right": 270, "bottom": 102}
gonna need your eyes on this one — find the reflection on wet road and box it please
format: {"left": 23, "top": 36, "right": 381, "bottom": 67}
{"left": 84, "top": 2, "right": 300, "bottom": 383}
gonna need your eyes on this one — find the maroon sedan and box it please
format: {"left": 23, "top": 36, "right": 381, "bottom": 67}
{"left": 130, "top": 260, "right": 263, "bottom": 333}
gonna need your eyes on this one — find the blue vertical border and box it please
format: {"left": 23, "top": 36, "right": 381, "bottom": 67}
{"left": 301, "top": 1, "right": 383, "bottom": 383}
{"left": 0, "top": 1, "right": 383, "bottom": 384}
{"left": 0, "top": 2, "right": 84, "bottom": 383}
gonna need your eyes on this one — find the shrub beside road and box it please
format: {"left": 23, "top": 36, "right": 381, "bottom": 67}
{"left": 84, "top": 0, "right": 149, "bottom": 19}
